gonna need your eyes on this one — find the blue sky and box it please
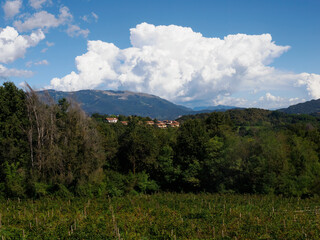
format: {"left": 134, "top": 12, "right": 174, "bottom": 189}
{"left": 1, "top": 0, "right": 320, "bottom": 108}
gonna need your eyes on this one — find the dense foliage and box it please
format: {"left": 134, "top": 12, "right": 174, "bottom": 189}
{"left": 1, "top": 193, "right": 320, "bottom": 239}
{"left": 1, "top": 81, "right": 320, "bottom": 198}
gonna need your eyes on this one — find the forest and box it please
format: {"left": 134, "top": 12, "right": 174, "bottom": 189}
{"left": 1, "top": 81, "right": 320, "bottom": 199}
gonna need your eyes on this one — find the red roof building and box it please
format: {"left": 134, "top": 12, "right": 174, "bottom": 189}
{"left": 105, "top": 118, "right": 118, "bottom": 123}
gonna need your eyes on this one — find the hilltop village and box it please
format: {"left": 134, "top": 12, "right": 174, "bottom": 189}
{"left": 105, "top": 117, "right": 180, "bottom": 128}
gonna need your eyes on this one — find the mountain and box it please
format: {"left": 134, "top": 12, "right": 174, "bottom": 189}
{"left": 278, "top": 99, "right": 320, "bottom": 115}
{"left": 37, "top": 89, "right": 193, "bottom": 120}
{"left": 193, "top": 105, "right": 242, "bottom": 112}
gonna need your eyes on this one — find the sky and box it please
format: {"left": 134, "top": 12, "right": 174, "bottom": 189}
{"left": 0, "top": 0, "right": 320, "bottom": 109}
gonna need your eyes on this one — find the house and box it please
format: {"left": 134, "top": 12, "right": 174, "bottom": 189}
{"left": 156, "top": 123, "right": 167, "bottom": 128}
{"left": 121, "top": 121, "right": 128, "bottom": 125}
{"left": 145, "top": 121, "right": 155, "bottom": 125}
{"left": 155, "top": 121, "right": 167, "bottom": 128}
{"left": 169, "top": 121, "right": 180, "bottom": 127}
{"left": 163, "top": 120, "right": 173, "bottom": 124}
{"left": 105, "top": 117, "right": 118, "bottom": 123}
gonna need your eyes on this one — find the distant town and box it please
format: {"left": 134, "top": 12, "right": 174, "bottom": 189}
{"left": 105, "top": 117, "right": 180, "bottom": 128}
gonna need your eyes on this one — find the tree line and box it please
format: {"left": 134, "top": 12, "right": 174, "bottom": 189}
{"left": 1, "top": 81, "right": 320, "bottom": 198}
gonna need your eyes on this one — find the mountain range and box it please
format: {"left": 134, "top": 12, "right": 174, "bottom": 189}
{"left": 278, "top": 99, "right": 320, "bottom": 115}
{"left": 37, "top": 89, "right": 240, "bottom": 120}
{"left": 37, "top": 89, "right": 320, "bottom": 120}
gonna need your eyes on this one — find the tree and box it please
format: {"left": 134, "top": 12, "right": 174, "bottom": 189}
{"left": 0, "top": 82, "right": 29, "bottom": 197}
{"left": 175, "top": 119, "right": 209, "bottom": 191}
{"left": 118, "top": 118, "right": 159, "bottom": 175}
{"left": 24, "top": 85, "right": 105, "bottom": 193}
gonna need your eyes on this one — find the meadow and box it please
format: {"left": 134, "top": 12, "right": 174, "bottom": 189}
{"left": 0, "top": 193, "right": 319, "bottom": 239}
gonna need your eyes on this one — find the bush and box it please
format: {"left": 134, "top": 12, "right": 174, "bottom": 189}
{"left": 135, "top": 172, "right": 159, "bottom": 193}
{"left": 31, "top": 182, "right": 50, "bottom": 198}
{"left": 104, "top": 170, "right": 127, "bottom": 197}
{"left": 3, "top": 162, "right": 26, "bottom": 198}
{"left": 48, "top": 184, "right": 73, "bottom": 198}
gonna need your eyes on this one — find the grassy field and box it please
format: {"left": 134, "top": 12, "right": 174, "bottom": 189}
{"left": 0, "top": 193, "right": 320, "bottom": 239}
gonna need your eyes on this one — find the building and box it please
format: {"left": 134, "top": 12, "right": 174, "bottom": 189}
{"left": 145, "top": 121, "right": 155, "bottom": 125}
{"left": 163, "top": 120, "right": 173, "bottom": 124}
{"left": 105, "top": 117, "right": 118, "bottom": 123}
{"left": 169, "top": 121, "right": 180, "bottom": 128}
{"left": 155, "top": 121, "right": 167, "bottom": 128}
{"left": 121, "top": 121, "right": 128, "bottom": 125}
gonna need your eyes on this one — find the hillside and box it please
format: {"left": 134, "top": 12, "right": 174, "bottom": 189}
{"left": 37, "top": 89, "right": 241, "bottom": 120}
{"left": 37, "top": 89, "right": 193, "bottom": 120}
{"left": 193, "top": 105, "right": 243, "bottom": 111}
{"left": 278, "top": 99, "right": 320, "bottom": 115}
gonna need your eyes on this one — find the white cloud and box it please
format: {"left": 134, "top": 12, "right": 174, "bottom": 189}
{"left": 0, "top": 64, "right": 33, "bottom": 78}
{"left": 3, "top": 0, "right": 22, "bottom": 19}
{"left": 296, "top": 73, "right": 320, "bottom": 99}
{"left": 49, "top": 22, "right": 320, "bottom": 107}
{"left": 0, "top": 26, "right": 45, "bottom": 64}
{"left": 262, "top": 92, "right": 283, "bottom": 102}
{"left": 25, "top": 61, "right": 33, "bottom": 67}
{"left": 34, "top": 59, "right": 48, "bottom": 65}
{"left": 66, "top": 24, "right": 89, "bottom": 38}
{"left": 26, "top": 59, "right": 49, "bottom": 67}
{"left": 13, "top": 6, "right": 73, "bottom": 32}
{"left": 81, "top": 12, "right": 98, "bottom": 23}
{"left": 46, "top": 41, "right": 54, "bottom": 47}
{"left": 212, "top": 95, "right": 248, "bottom": 107}
{"left": 28, "top": 0, "right": 51, "bottom": 9}
{"left": 41, "top": 41, "right": 54, "bottom": 53}
{"left": 92, "top": 12, "right": 98, "bottom": 21}
{"left": 257, "top": 92, "right": 305, "bottom": 109}
{"left": 81, "top": 15, "right": 88, "bottom": 22}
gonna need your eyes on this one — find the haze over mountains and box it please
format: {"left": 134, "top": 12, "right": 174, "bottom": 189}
{"left": 38, "top": 89, "right": 320, "bottom": 120}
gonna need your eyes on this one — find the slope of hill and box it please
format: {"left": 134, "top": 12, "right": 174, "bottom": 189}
{"left": 37, "top": 89, "right": 193, "bottom": 120}
{"left": 193, "top": 105, "right": 242, "bottom": 112}
{"left": 278, "top": 99, "right": 320, "bottom": 115}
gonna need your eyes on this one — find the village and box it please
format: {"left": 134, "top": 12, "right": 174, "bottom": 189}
{"left": 105, "top": 117, "right": 180, "bottom": 128}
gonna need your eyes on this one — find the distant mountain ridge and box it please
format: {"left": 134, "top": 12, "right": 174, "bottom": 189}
{"left": 193, "top": 105, "right": 243, "bottom": 112}
{"left": 278, "top": 99, "right": 320, "bottom": 115}
{"left": 37, "top": 89, "right": 193, "bottom": 120}
{"left": 37, "top": 89, "right": 240, "bottom": 120}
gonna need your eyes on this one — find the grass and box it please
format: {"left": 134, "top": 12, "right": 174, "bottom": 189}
{"left": 0, "top": 193, "right": 320, "bottom": 239}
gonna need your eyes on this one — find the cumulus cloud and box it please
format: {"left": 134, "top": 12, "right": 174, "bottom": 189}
{"left": 49, "top": 22, "right": 320, "bottom": 107}
{"left": 260, "top": 92, "right": 283, "bottom": 102}
{"left": 66, "top": 24, "right": 89, "bottom": 38}
{"left": 0, "top": 64, "right": 33, "bottom": 78}
{"left": 296, "top": 73, "right": 320, "bottom": 99}
{"left": 3, "top": 0, "right": 22, "bottom": 19}
{"left": 28, "top": 0, "right": 51, "bottom": 9}
{"left": 212, "top": 95, "right": 248, "bottom": 107}
{"left": 13, "top": 6, "right": 73, "bottom": 32}
{"left": 257, "top": 92, "right": 305, "bottom": 109}
{"left": 0, "top": 26, "right": 45, "bottom": 64}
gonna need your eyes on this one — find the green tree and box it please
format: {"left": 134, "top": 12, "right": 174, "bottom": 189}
{"left": 0, "top": 82, "right": 29, "bottom": 197}
{"left": 118, "top": 119, "right": 159, "bottom": 175}
{"left": 175, "top": 119, "right": 209, "bottom": 191}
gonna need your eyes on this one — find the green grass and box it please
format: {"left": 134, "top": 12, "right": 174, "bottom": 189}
{"left": 0, "top": 193, "right": 320, "bottom": 239}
